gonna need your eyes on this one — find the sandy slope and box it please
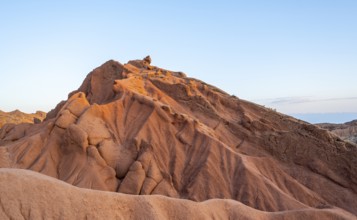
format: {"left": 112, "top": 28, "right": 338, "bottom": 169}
{"left": 0, "top": 57, "right": 356, "bottom": 219}
{"left": 0, "top": 168, "right": 354, "bottom": 220}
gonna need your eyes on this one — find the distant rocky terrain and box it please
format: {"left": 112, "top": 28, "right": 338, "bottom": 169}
{"left": 0, "top": 57, "right": 356, "bottom": 219}
{"left": 0, "top": 110, "right": 46, "bottom": 128}
{"left": 317, "top": 120, "right": 357, "bottom": 144}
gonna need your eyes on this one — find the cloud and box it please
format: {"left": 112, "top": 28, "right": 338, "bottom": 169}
{"left": 257, "top": 96, "right": 357, "bottom": 105}
{"left": 269, "top": 97, "right": 311, "bottom": 104}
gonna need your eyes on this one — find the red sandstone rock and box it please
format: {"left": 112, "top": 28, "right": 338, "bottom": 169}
{"left": 0, "top": 58, "right": 356, "bottom": 219}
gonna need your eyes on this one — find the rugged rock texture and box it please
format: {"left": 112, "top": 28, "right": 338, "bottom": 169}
{"left": 317, "top": 120, "right": 357, "bottom": 144}
{"left": 0, "top": 110, "right": 46, "bottom": 128}
{"left": 0, "top": 57, "right": 356, "bottom": 219}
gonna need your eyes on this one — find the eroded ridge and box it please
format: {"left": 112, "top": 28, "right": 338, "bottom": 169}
{"left": 0, "top": 57, "right": 356, "bottom": 218}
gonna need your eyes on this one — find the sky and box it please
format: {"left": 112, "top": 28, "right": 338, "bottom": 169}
{"left": 0, "top": 0, "right": 356, "bottom": 123}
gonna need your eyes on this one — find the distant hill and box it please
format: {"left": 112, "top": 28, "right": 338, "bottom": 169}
{"left": 291, "top": 113, "right": 357, "bottom": 124}
{"left": 317, "top": 120, "right": 357, "bottom": 144}
{"left": 0, "top": 109, "right": 46, "bottom": 128}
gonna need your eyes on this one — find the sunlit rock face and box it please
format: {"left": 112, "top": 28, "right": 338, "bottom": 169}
{"left": 0, "top": 57, "right": 356, "bottom": 219}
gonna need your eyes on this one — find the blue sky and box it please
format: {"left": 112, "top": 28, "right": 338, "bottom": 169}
{"left": 0, "top": 1, "right": 356, "bottom": 123}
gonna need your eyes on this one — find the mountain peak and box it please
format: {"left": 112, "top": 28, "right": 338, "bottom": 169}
{"left": 0, "top": 58, "right": 356, "bottom": 219}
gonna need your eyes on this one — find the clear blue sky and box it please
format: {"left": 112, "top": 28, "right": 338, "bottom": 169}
{"left": 1, "top": 1, "right": 356, "bottom": 123}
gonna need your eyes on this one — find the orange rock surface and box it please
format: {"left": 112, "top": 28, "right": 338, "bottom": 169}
{"left": 0, "top": 57, "right": 356, "bottom": 219}
{"left": 0, "top": 110, "right": 46, "bottom": 128}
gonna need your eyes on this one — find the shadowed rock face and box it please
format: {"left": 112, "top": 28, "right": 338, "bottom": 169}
{"left": 0, "top": 58, "right": 356, "bottom": 219}
{"left": 317, "top": 120, "right": 357, "bottom": 144}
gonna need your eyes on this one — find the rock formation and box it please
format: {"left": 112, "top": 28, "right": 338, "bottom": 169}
{"left": 0, "top": 58, "right": 356, "bottom": 219}
{"left": 143, "top": 55, "right": 152, "bottom": 65}
{"left": 317, "top": 120, "right": 357, "bottom": 144}
{"left": 0, "top": 110, "right": 46, "bottom": 128}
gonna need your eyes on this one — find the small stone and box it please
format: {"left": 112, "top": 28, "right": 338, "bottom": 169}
{"left": 143, "top": 56, "right": 151, "bottom": 65}
{"left": 33, "top": 117, "right": 42, "bottom": 124}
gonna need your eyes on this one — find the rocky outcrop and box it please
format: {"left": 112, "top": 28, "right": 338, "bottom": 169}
{"left": 143, "top": 55, "right": 152, "bottom": 65}
{"left": 0, "top": 110, "right": 46, "bottom": 128}
{"left": 0, "top": 58, "right": 356, "bottom": 219}
{"left": 317, "top": 120, "right": 357, "bottom": 144}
